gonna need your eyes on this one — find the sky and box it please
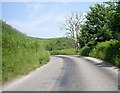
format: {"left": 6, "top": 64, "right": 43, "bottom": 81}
{"left": 2, "top": 2, "right": 103, "bottom": 38}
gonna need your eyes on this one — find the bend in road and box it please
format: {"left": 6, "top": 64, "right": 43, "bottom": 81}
{"left": 2, "top": 55, "right": 118, "bottom": 91}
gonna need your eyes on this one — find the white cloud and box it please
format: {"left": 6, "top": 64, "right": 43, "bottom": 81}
{"left": 56, "top": 15, "right": 65, "bottom": 22}
{"left": 24, "top": 3, "right": 44, "bottom": 18}
{"left": 7, "top": 20, "right": 42, "bottom": 34}
{"left": 2, "top": 0, "right": 108, "bottom": 2}
{"left": 6, "top": 12, "right": 66, "bottom": 38}
{"left": 6, "top": 7, "right": 87, "bottom": 38}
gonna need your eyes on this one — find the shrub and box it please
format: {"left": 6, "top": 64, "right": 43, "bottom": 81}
{"left": 50, "top": 49, "right": 78, "bottom": 55}
{"left": 80, "top": 45, "right": 91, "bottom": 56}
{"left": 115, "top": 56, "right": 120, "bottom": 67}
{"left": 89, "top": 40, "right": 120, "bottom": 67}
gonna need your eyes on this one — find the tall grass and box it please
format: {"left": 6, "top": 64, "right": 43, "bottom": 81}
{"left": 2, "top": 21, "right": 50, "bottom": 82}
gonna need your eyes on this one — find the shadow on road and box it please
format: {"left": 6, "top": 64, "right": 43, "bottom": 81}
{"left": 78, "top": 56, "right": 116, "bottom": 68}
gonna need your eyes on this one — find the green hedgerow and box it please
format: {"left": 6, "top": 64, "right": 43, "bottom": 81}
{"left": 89, "top": 39, "right": 120, "bottom": 67}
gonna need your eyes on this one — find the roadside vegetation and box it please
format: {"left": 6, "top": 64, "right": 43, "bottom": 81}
{"left": 2, "top": 20, "right": 77, "bottom": 82}
{"left": 50, "top": 49, "right": 77, "bottom": 55}
{"left": 2, "top": 21, "right": 50, "bottom": 82}
{"left": 89, "top": 40, "right": 120, "bottom": 67}
{"left": 43, "top": 38, "right": 78, "bottom": 55}
{"left": 79, "top": 1, "right": 120, "bottom": 67}
{"left": 60, "top": 1, "right": 120, "bottom": 67}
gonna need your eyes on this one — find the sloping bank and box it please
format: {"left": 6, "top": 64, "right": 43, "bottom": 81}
{"left": 2, "top": 21, "right": 50, "bottom": 82}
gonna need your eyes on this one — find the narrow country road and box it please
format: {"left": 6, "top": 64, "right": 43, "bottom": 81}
{"left": 3, "top": 55, "right": 118, "bottom": 91}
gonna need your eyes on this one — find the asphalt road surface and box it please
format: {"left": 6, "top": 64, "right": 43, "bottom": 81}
{"left": 3, "top": 55, "right": 118, "bottom": 91}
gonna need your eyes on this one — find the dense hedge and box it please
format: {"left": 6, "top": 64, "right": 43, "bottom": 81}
{"left": 80, "top": 45, "right": 91, "bottom": 56}
{"left": 89, "top": 40, "right": 120, "bottom": 67}
{"left": 50, "top": 49, "right": 77, "bottom": 55}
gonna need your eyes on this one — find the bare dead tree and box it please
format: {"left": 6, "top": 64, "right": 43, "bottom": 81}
{"left": 59, "top": 12, "right": 85, "bottom": 49}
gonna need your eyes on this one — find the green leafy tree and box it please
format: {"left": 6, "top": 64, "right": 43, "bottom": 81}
{"left": 79, "top": 3, "right": 114, "bottom": 48}
{"left": 107, "top": 1, "right": 120, "bottom": 40}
